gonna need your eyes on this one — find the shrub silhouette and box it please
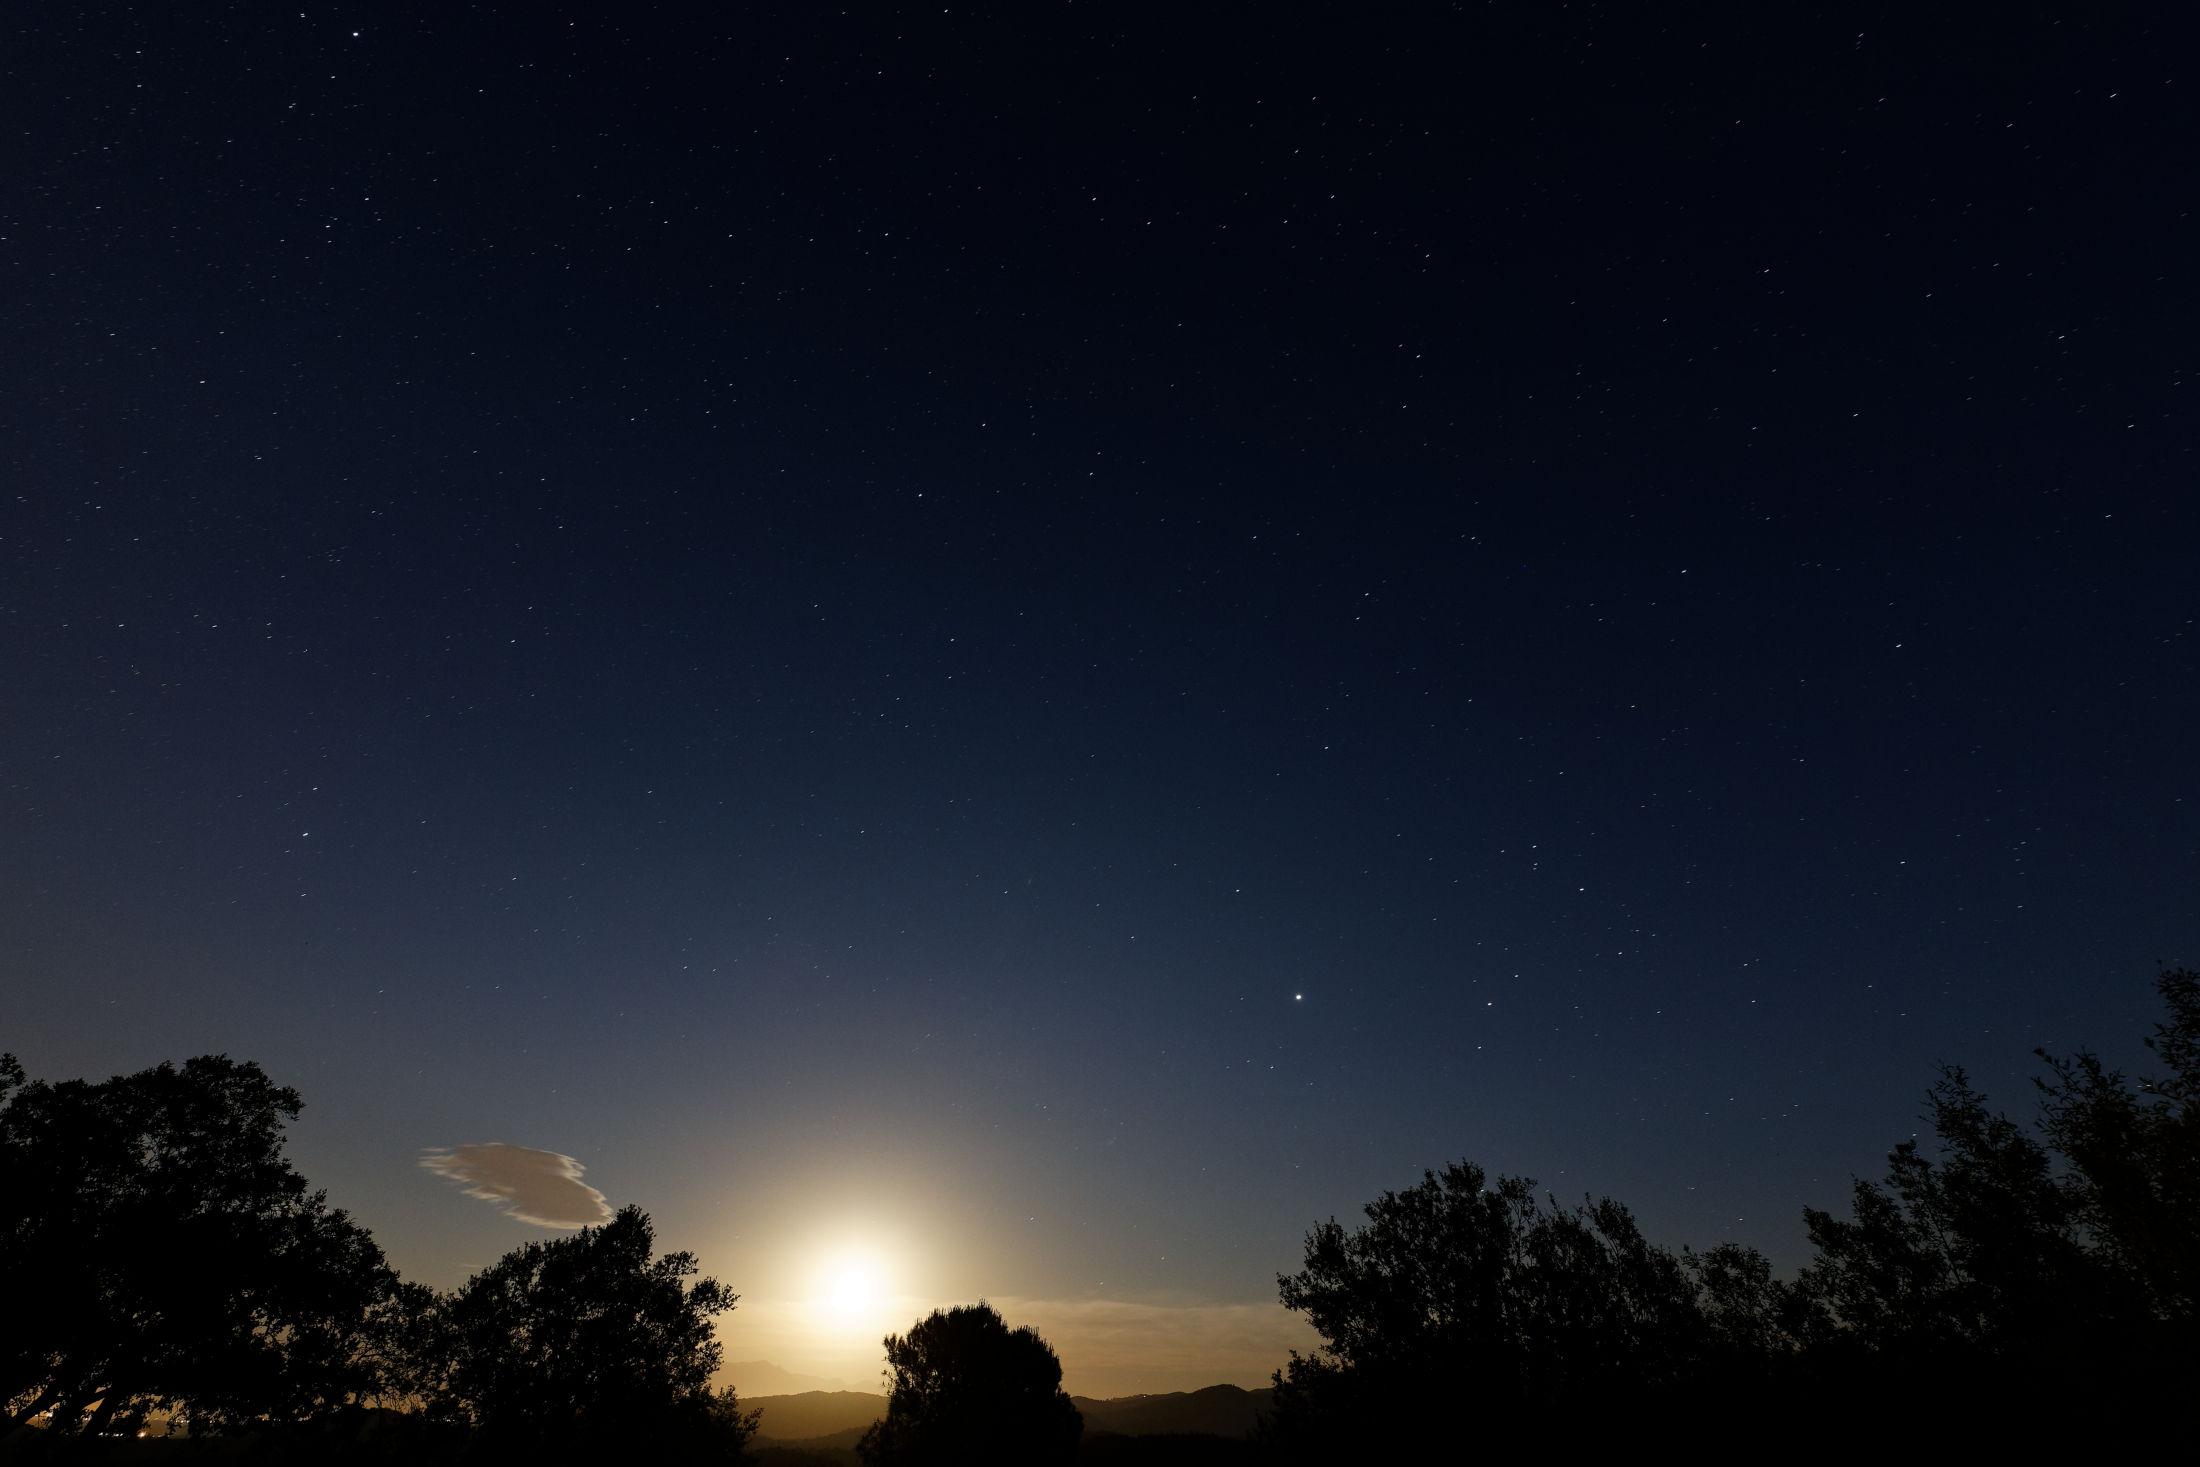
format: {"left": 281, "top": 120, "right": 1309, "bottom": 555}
{"left": 857, "top": 1302, "right": 1080, "bottom": 1465}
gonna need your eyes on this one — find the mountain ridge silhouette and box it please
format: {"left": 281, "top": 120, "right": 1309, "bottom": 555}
{"left": 747, "top": 1382, "right": 1274, "bottom": 1443}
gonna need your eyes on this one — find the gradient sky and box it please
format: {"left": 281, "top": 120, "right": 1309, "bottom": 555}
{"left": 4, "top": 4, "right": 2193, "bottom": 1395}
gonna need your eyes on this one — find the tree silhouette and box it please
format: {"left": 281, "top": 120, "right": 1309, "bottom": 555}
{"left": 435, "top": 1205, "right": 754, "bottom": 1457}
{"left": 1793, "top": 1068, "right": 2119, "bottom": 1358}
{"left": 857, "top": 1303, "right": 1081, "bottom": 1466}
{"left": 1262, "top": 1162, "right": 1792, "bottom": 1454}
{"left": 0, "top": 1053, "right": 409, "bottom": 1436}
{"left": 2034, "top": 966, "right": 2200, "bottom": 1326}
{"left": 1792, "top": 966, "right": 2200, "bottom": 1406}
{"left": 1685, "top": 1238, "right": 1801, "bottom": 1375}
{"left": 8, "top": 973, "right": 2191, "bottom": 1455}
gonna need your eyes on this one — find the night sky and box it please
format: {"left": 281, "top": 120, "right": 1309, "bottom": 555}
{"left": 4, "top": 4, "right": 2194, "bottom": 1395}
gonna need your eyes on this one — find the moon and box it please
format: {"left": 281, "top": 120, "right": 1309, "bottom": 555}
{"left": 819, "top": 1256, "right": 882, "bottom": 1325}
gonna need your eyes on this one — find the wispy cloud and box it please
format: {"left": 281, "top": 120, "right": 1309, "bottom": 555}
{"left": 420, "top": 1142, "right": 613, "bottom": 1229}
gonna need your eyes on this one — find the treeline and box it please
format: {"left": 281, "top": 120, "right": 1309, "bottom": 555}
{"left": 1262, "top": 966, "right": 2199, "bottom": 1455}
{"left": 0, "top": 1056, "right": 749, "bottom": 1460}
{"left": 5, "top": 968, "right": 2195, "bottom": 1461}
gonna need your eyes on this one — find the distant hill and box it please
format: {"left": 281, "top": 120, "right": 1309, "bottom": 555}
{"left": 747, "top": 1389, "right": 885, "bottom": 1442}
{"left": 727, "top": 1359, "right": 852, "bottom": 1394}
{"left": 746, "top": 1383, "right": 1271, "bottom": 1445}
{"left": 1073, "top": 1385, "right": 1272, "bottom": 1439}
{"left": 752, "top": 1444, "right": 865, "bottom": 1467}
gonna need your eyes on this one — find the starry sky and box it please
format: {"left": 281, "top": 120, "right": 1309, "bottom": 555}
{"left": 4, "top": 3, "right": 2194, "bottom": 1395}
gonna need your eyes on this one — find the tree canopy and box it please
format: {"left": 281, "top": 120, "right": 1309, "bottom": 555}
{"left": 2, "top": 1052, "right": 753, "bottom": 1457}
{"left": 858, "top": 1302, "right": 1081, "bottom": 1466}
{"left": 2034, "top": 964, "right": 2200, "bottom": 1324}
{"left": 1261, "top": 1161, "right": 1792, "bottom": 1454}
{"left": 0, "top": 1053, "right": 410, "bottom": 1436}
{"left": 7, "top": 967, "right": 2194, "bottom": 1458}
{"left": 435, "top": 1204, "right": 754, "bottom": 1457}
{"left": 1267, "top": 968, "right": 2200, "bottom": 1452}
{"left": 1791, "top": 966, "right": 2200, "bottom": 1402}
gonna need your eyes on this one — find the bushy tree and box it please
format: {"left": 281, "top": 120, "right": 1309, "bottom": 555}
{"left": 435, "top": 1205, "right": 754, "bottom": 1458}
{"left": 858, "top": 1303, "right": 1080, "bottom": 1466}
{"left": 1794, "top": 1068, "right": 2121, "bottom": 1357}
{"left": 2033, "top": 966, "right": 2200, "bottom": 1325}
{"left": 1263, "top": 1162, "right": 1792, "bottom": 1453}
{"left": 1685, "top": 1239, "right": 1801, "bottom": 1371}
{"left": 0, "top": 1053, "right": 413, "bottom": 1435}
{"left": 1791, "top": 967, "right": 2200, "bottom": 1407}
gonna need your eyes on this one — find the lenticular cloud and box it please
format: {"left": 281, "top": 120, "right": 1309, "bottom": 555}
{"left": 420, "top": 1142, "right": 613, "bottom": 1229}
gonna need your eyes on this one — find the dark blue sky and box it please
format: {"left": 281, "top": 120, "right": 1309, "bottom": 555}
{"left": 4, "top": 2, "right": 2193, "bottom": 1391}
